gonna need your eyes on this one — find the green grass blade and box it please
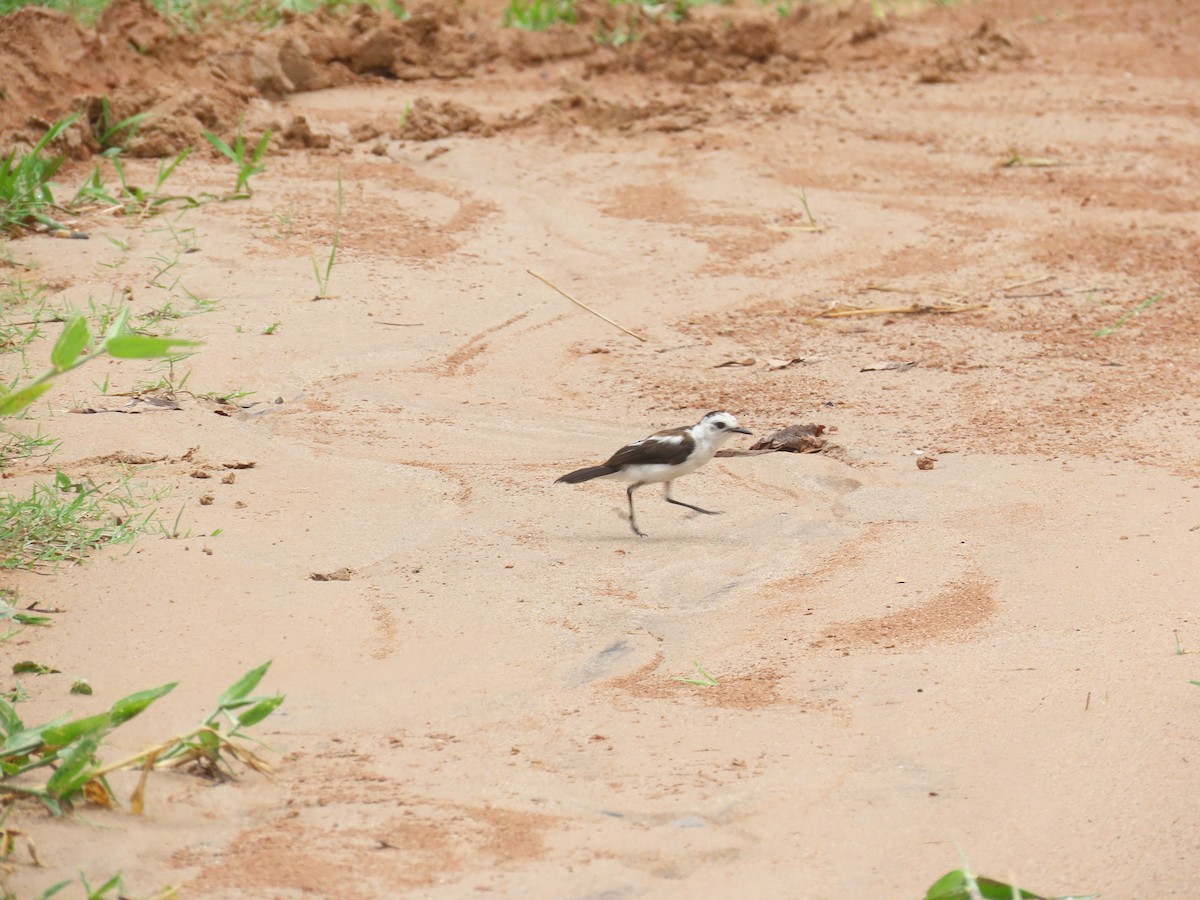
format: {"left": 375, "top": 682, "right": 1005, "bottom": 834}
{"left": 252, "top": 129, "right": 273, "bottom": 165}
{"left": 201, "top": 130, "right": 236, "bottom": 162}
{"left": 156, "top": 145, "right": 194, "bottom": 190}
{"left": 29, "top": 114, "right": 80, "bottom": 157}
{"left": 100, "top": 110, "right": 154, "bottom": 149}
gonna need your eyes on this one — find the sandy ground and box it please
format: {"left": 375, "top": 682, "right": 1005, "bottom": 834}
{"left": 2, "top": 0, "right": 1199, "bottom": 896}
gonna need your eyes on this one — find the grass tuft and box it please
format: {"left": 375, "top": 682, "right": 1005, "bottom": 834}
{"left": 503, "top": 0, "right": 575, "bottom": 30}
{"left": 0, "top": 115, "right": 78, "bottom": 236}
{"left": 310, "top": 170, "right": 343, "bottom": 299}
{"left": 0, "top": 472, "right": 156, "bottom": 570}
{"left": 203, "top": 124, "right": 273, "bottom": 197}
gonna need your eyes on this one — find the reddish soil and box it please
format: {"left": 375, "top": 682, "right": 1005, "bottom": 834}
{"left": 2, "top": 0, "right": 1198, "bottom": 897}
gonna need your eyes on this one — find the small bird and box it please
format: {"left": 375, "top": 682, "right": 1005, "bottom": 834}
{"left": 555, "top": 410, "right": 752, "bottom": 537}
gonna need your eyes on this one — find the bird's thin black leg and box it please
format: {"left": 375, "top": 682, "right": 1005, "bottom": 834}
{"left": 663, "top": 481, "right": 720, "bottom": 516}
{"left": 627, "top": 483, "right": 647, "bottom": 537}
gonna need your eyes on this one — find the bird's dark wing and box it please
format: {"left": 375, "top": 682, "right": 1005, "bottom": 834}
{"left": 603, "top": 428, "right": 694, "bottom": 468}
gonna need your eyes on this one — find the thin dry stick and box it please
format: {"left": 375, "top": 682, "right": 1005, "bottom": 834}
{"left": 526, "top": 269, "right": 647, "bottom": 342}
{"left": 863, "top": 283, "right": 962, "bottom": 297}
{"left": 89, "top": 730, "right": 206, "bottom": 780}
{"left": 1000, "top": 274, "right": 1053, "bottom": 292}
{"left": 1004, "top": 290, "right": 1061, "bottom": 300}
{"left": 808, "top": 302, "right": 987, "bottom": 321}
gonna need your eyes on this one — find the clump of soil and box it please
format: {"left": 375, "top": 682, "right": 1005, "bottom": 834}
{"left": 0, "top": 0, "right": 919, "bottom": 159}
{"left": 918, "top": 19, "right": 1030, "bottom": 83}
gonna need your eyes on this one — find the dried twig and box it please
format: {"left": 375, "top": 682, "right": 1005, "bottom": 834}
{"left": 808, "top": 301, "right": 987, "bottom": 322}
{"left": 999, "top": 274, "right": 1053, "bottom": 292}
{"left": 527, "top": 269, "right": 647, "bottom": 342}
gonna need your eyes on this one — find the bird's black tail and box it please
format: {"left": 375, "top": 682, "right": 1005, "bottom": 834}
{"left": 555, "top": 465, "right": 618, "bottom": 484}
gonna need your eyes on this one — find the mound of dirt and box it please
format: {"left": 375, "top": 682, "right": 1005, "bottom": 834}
{"left": 584, "top": 1, "right": 891, "bottom": 84}
{"left": 0, "top": 0, "right": 920, "bottom": 159}
{"left": 917, "top": 19, "right": 1030, "bottom": 84}
{"left": 399, "top": 97, "right": 491, "bottom": 140}
{"left": 0, "top": 0, "right": 254, "bottom": 156}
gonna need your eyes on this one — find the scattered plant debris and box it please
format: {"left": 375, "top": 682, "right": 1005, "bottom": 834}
{"left": 997, "top": 148, "right": 1060, "bottom": 168}
{"left": 713, "top": 356, "right": 817, "bottom": 370}
{"left": 310, "top": 567, "right": 353, "bottom": 582}
{"left": 809, "top": 300, "right": 985, "bottom": 321}
{"left": 717, "top": 423, "right": 831, "bottom": 457}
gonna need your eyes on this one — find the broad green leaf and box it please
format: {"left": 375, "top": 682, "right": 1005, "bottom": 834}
{"left": 109, "top": 681, "right": 176, "bottom": 726}
{"left": 927, "top": 870, "right": 1035, "bottom": 900}
{"left": 0, "top": 696, "right": 23, "bottom": 736}
{"left": 218, "top": 661, "right": 272, "bottom": 707}
{"left": 49, "top": 316, "right": 90, "bottom": 371}
{"left": 925, "top": 869, "right": 964, "bottom": 899}
{"left": 104, "top": 335, "right": 200, "bottom": 359}
{"left": 10, "top": 612, "right": 51, "bottom": 626}
{"left": 2, "top": 716, "right": 70, "bottom": 758}
{"left": 925, "top": 870, "right": 1096, "bottom": 900}
{"left": 0, "top": 380, "right": 54, "bottom": 416}
{"left": 41, "top": 712, "right": 112, "bottom": 747}
{"left": 974, "top": 877, "right": 1101, "bottom": 900}
{"left": 235, "top": 694, "right": 285, "bottom": 729}
{"left": 971, "top": 879, "right": 1041, "bottom": 900}
{"left": 45, "top": 733, "right": 101, "bottom": 800}
{"left": 70, "top": 679, "right": 93, "bottom": 696}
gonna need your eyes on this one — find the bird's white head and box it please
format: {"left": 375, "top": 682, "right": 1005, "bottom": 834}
{"left": 694, "top": 410, "right": 752, "bottom": 445}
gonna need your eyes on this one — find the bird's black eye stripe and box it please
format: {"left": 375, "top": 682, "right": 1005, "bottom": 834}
{"left": 715, "top": 422, "right": 726, "bottom": 429}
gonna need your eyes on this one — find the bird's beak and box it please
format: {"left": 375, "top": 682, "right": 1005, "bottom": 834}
{"left": 731, "top": 426, "right": 752, "bottom": 435}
